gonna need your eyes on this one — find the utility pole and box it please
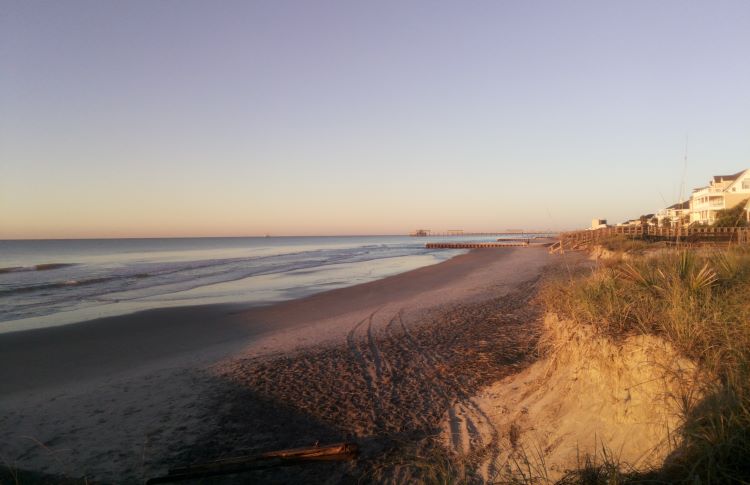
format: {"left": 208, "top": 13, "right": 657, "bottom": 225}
{"left": 677, "top": 135, "right": 689, "bottom": 245}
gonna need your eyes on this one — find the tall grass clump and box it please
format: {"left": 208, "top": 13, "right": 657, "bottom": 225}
{"left": 541, "top": 247, "right": 750, "bottom": 483}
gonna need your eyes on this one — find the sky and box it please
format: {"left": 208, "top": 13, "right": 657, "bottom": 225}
{"left": 1, "top": 0, "right": 749, "bottom": 238}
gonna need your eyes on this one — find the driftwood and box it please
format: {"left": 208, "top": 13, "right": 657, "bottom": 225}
{"left": 146, "top": 442, "right": 358, "bottom": 484}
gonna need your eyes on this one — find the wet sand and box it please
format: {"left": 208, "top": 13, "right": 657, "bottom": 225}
{"left": 0, "top": 247, "right": 559, "bottom": 483}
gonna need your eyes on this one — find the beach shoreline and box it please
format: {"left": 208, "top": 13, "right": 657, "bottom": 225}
{"left": 0, "top": 247, "right": 557, "bottom": 483}
{"left": 0, "top": 235, "right": 467, "bottom": 333}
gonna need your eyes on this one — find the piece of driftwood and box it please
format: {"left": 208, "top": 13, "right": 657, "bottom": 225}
{"left": 146, "top": 442, "right": 358, "bottom": 484}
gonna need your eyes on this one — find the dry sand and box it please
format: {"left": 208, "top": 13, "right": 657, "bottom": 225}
{"left": 0, "top": 247, "right": 557, "bottom": 483}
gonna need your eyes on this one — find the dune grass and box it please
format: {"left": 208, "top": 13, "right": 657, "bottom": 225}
{"left": 594, "top": 235, "right": 652, "bottom": 254}
{"left": 541, "top": 246, "right": 750, "bottom": 483}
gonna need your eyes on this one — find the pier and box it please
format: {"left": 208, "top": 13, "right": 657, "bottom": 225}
{"left": 426, "top": 241, "right": 530, "bottom": 249}
{"left": 410, "top": 229, "right": 557, "bottom": 237}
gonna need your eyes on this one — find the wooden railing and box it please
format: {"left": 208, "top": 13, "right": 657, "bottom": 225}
{"left": 410, "top": 231, "right": 558, "bottom": 237}
{"left": 551, "top": 226, "right": 750, "bottom": 253}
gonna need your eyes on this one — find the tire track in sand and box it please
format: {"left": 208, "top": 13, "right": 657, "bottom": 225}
{"left": 396, "top": 307, "right": 503, "bottom": 470}
{"left": 346, "top": 309, "right": 388, "bottom": 431}
{"left": 367, "top": 312, "right": 391, "bottom": 380}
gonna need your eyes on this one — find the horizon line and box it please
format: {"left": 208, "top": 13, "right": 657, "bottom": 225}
{"left": 0, "top": 231, "right": 566, "bottom": 242}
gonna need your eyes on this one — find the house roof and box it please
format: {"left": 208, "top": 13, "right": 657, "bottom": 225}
{"left": 713, "top": 170, "right": 746, "bottom": 183}
{"left": 667, "top": 201, "right": 690, "bottom": 210}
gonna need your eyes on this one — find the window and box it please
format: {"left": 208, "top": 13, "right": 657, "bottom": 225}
{"left": 742, "top": 179, "right": 750, "bottom": 190}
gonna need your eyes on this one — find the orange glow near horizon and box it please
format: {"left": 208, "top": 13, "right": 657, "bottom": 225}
{"left": 0, "top": 186, "right": 571, "bottom": 239}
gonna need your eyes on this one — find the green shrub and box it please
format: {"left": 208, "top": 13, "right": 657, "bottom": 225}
{"left": 713, "top": 199, "right": 749, "bottom": 228}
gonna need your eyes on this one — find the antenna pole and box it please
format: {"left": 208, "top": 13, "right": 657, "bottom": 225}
{"left": 677, "top": 134, "right": 688, "bottom": 245}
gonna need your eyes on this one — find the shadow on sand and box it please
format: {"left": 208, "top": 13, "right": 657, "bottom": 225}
{"left": 164, "top": 282, "right": 543, "bottom": 483}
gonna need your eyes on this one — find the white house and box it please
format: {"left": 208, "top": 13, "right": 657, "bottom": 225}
{"left": 656, "top": 201, "right": 690, "bottom": 227}
{"left": 590, "top": 218, "right": 607, "bottom": 230}
{"left": 689, "top": 169, "right": 750, "bottom": 225}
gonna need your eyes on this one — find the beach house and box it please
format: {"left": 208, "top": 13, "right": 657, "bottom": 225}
{"left": 590, "top": 218, "right": 607, "bottom": 230}
{"left": 689, "top": 169, "right": 750, "bottom": 225}
{"left": 656, "top": 201, "right": 690, "bottom": 227}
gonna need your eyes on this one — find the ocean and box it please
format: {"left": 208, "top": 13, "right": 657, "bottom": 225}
{"left": 0, "top": 235, "right": 504, "bottom": 332}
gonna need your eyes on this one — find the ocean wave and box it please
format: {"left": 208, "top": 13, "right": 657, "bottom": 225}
{"left": 0, "top": 242, "right": 445, "bottom": 323}
{"left": 0, "top": 263, "right": 77, "bottom": 274}
{"left": 0, "top": 276, "right": 121, "bottom": 296}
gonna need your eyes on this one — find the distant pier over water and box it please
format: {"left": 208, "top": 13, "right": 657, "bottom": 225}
{"left": 409, "top": 229, "right": 558, "bottom": 237}
{"left": 426, "top": 241, "right": 531, "bottom": 248}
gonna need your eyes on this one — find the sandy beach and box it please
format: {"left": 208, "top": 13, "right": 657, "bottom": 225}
{"left": 0, "top": 247, "right": 558, "bottom": 483}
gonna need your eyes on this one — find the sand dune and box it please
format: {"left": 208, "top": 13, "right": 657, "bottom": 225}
{"left": 441, "top": 314, "right": 702, "bottom": 482}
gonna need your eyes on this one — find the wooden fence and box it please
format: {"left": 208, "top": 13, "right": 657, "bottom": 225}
{"left": 550, "top": 226, "right": 750, "bottom": 253}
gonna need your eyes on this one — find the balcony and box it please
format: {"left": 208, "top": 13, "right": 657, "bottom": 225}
{"left": 691, "top": 195, "right": 726, "bottom": 210}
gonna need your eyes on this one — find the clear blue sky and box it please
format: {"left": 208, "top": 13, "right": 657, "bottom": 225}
{"left": 2, "top": 0, "right": 749, "bottom": 238}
